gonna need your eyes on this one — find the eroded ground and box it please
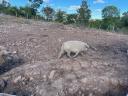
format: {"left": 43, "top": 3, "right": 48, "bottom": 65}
{"left": 0, "top": 15, "right": 128, "bottom": 96}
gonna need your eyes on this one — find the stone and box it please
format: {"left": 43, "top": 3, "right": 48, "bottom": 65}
{"left": 88, "top": 93, "right": 94, "bottom": 96}
{"left": 81, "top": 78, "right": 88, "bottom": 84}
{"left": 80, "top": 61, "right": 89, "bottom": 68}
{"left": 43, "top": 75, "right": 47, "bottom": 82}
{"left": 0, "top": 79, "right": 6, "bottom": 89}
{"left": 65, "top": 73, "right": 76, "bottom": 80}
{"left": 60, "top": 63, "right": 73, "bottom": 71}
{"left": 72, "top": 62, "right": 81, "bottom": 71}
{"left": 0, "top": 93, "right": 16, "bottom": 96}
{"left": 52, "top": 78, "right": 63, "bottom": 89}
{"left": 13, "top": 76, "right": 22, "bottom": 83}
{"left": 110, "top": 78, "right": 119, "bottom": 86}
{"left": 49, "top": 70, "right": 56, "bottom": 79}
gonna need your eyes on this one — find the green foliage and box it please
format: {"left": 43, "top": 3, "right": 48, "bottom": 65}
{"left": 55, "top": 10, "right": 77, "bottom": 24}
{"left": 0, "top": 5, "right": 6, "bottom": 13}
{"left": 28, "top": 0, "right": 43, "bottom": 9}
{"left": 121, "top": 11, "right": 128, "bottom": 27}
{"left": 101, "top": 5, "right": 120, "bottom": 31}
{"left": 0, "top": 6, "right": 18, "bottom": 16}
{"left": 0, "top": 0, "right": 128, "bottom": 34}
{"left": 8, "top": 6, "right": 19, "bottom": 16}
{"left": 42, "top": 6, "right": 54, "bottom": 21}
{"left": 19, "top": 6, "right": 36, "bottom": 18}
{"left": 77, "top": 0, "right": 91, "bottom": 26}
{"left": 0, "top": 0, "right": 10, "bottom": 7}
{"left": 102, "top": 6, "right": 120, "bottom": 19}
{"left": 89, "top": 20, "right": 102, "bottom": 29}
{"left": 0, "top": 0, "right": 42, "bottom": 19}
{"left": 0, "top": 0, "right": 10, "bottom": 13}
{"left": 117, "top": 11, "right": 128, "bottom": 34}
{"left": 64, "top": 14, "right": 77, "bottom": 24}
{"left": 102, "top": 17, "right": 120, "bottom": 30}
{"left": 55, "top": 9, "right": 65, "bottom": 23}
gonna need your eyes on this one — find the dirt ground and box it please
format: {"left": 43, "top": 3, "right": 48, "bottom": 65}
{"left": 0, "top": 15, "right": 128, "bottom": 96}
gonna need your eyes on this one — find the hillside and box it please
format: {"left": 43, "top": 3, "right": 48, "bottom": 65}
{"left": 0, "top": 15, "right": 128, "bottom": 96}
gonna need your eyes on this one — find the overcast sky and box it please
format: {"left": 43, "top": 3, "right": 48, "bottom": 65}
{"left": 4, "top": 0, "right": 128, "bottom": 19}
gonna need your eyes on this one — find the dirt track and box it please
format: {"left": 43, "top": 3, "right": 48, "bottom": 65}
{"left": 0, "top": 15, "right": 128, "bottom": 96}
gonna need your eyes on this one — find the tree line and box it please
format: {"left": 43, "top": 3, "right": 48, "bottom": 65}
{"left": 0, "top": 0, "right": 128, "bottom": 33}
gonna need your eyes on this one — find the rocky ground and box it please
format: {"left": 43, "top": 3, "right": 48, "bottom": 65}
{"left": 0, "top": 15, "right": 128, "bottom": 96}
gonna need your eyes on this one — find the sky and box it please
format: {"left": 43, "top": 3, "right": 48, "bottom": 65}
{"left": 2, "top": 0, "right": 128, "bottom": 19}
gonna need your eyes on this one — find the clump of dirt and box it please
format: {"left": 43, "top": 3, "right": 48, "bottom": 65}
{"left": 0, "top": 15, "right": 128, "bottom": 96}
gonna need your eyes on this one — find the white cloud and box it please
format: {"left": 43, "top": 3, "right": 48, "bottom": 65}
{"left": 0, "top": 0, "right": 4, "bottom": 4}
{"left": 93, "top": 0, "right": 105, "bottom": 4}
{"left": 43, "top": 0, "right": 49, "bottom": 3}
{"left": 95, "top": 9, "right": 102, "bottom": 12}
{"left": 53, "top": 5, "right": 80, "bottom": 14}
{"left": 68, "top": 5, "right": 80, "bottom": 11}
{"left": 0, "top": 0, "right": 9, "bottom": 4}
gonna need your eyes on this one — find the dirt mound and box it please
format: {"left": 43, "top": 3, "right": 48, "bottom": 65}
{"left": 0, "top": 15, "right": 128, "bottom": 96}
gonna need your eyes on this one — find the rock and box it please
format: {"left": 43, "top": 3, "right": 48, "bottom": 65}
{"left": 36, "top": 83, "right": 58, "bottom": 96}
{"left": 11, "top": 53, "right": 23, "bottom": 64}
{"left": 81, "top": 78, "right": 88, "bottom": 84}
{"left": 67, "top": 80, "right": 80, "bottom": 94}
{"left": 49, "top": 70, "right": 56, "bottom": 79}
{"left": 3, "top": 50, "right": 23, "bottom": 65}
{"left": 29, "top": 77, "right": 34, "bottom": 81}
{"left": 0, "top": 93, "right": 16, "bottom": 96}
{"left": 72, "top": 62, "right": 81, "bottom": 71}
{"left": 13, "top": 75, "right": 30, "bottom": 85}
{"left": 13, "top": 76, "right": 22, "bottom": 83}
{"left": 103, "top": 62, "right": 109, "bottom": 66}
{"left": 60, "top": 63, "right": 73, "bottom": 71}
{"left": 52, "top": 78, "right": 63, "bottom": 89}
{"left": 91, "top": 61, "right": 98, "bottom": 67}
{"left": 110, "top": 78, "right": 119, "bottom": 86}
{"left": 43, "top": 75, "right": 48, "bottom": 82}
{"left": 0, "top": 79, "right": 6, "bottom": 90}
{"left": 0, "top": 79, "right": 5, "bottom": 88}
{"left": 80, "top": 61, "right": 89, "bottom": 68}
{"left": 88, "top": 93, "right": 94, "bottom": 96}
{"left": 12, "top": 51, "right": 17, "bottom": 54}
{"left": 65, "top": 73, "right": 76, "bottom": 80}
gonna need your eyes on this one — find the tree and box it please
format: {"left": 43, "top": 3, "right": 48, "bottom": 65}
{"left": 0, "top": 0, "right": 10, "bottom": 13}
{"left": 28, "top": 0, "right": 43, "bottom": 9}
{"left": 89, "top": 20, "right": 102, "bottom": 29}
{"left": 0, "top": 0, "right": 43, "bottom": 19}
{"left": 77, "top": 0, "right": 91, "bottom": 26}
{"left": 102, "top": 6, "right": 120, "bottom": 19}
{"left": 7, "top": 6, "right": 19, "bottom": 16}
{"left": 0, "top": 0, "right": 10, "bottom": 7}
{"left": 25, "top": 0, "right": 43, "bottom": 19}
{"left": 55, "top": 9, "right": 65, "bottom": 23}
{"left": 42, "top": 6, "right": 54, "bottom": 21}
{"left": 19, "top": 6, "right": 36, "bottom": 18}
{"left": 65, "top": 14, "right": 77, "bottom": 24}
{"left": 121, "top": 11, "right": 128, "bottom": 27}
{"left": 102, "top": 5, "right": 120, "bottom": 31}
